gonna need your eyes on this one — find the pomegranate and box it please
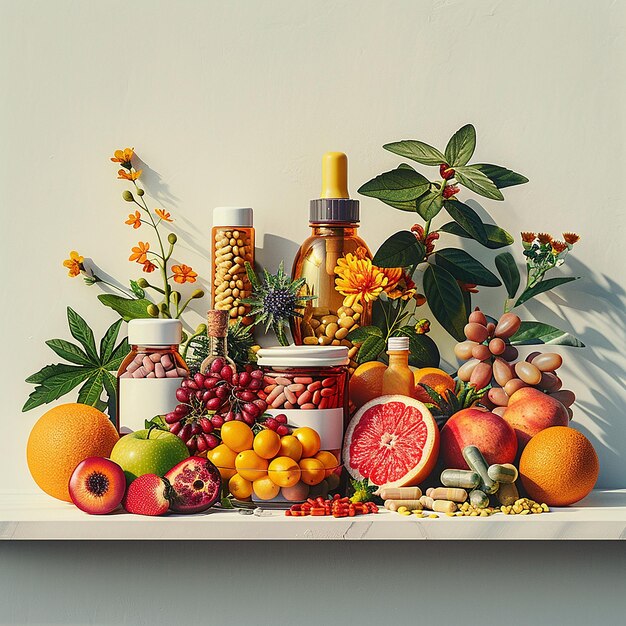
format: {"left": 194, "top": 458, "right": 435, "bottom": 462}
{"left": 164, "top": 457, "right": 222, "bottom": 513}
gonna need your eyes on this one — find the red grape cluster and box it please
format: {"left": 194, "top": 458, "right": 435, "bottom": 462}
{"left": 164, "top": 358, "right": 268, "bottom": 454}
{"left": 454, "top": 308, "right": 521, "bottom": 389}
{"left": 262, "top": 413, "right": 290, "bottom": 437}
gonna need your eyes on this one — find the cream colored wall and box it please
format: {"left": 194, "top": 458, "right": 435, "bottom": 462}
{"left": 1, "top": 2, "right": 624, "bottom": 487}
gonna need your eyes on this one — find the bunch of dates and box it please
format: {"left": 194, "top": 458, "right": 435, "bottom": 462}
{"left": 164, "top": 357, "right": 268, "bottom": 454}
{"left": 454, "top": 308, "right": 575, "bottom": 415}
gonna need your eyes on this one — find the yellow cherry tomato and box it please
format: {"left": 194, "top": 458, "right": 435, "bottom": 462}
{"left": 292, "top": 427, "right": 321, "bottom": 458}
{"left": 252, "top": 476, "right": 280, "bottom": 500}
{"left": 228, "top": 473, "right": 253, "bottom": 500}
{"left": 207, "top": 444, "right": 237, "bottom": 480}
{"left": 235, "top": 450, "right": 268, "bottom": 482}
{"left": 253, "top": 429, "right": 281, "bottom": 460}
{"left": 315, "top": 450, "right": 339, "bottom": 477}
{"left": 299, "top": 457, "right": 326, "bottom": 486}
{"left": 268, "top": 456, "right": 301, "bottom": 488}
{"left": 220, "top": 421, "right": 254, "bottom": 453}
{"left": 278, "top": 435, "right": 303, "bottom": 462}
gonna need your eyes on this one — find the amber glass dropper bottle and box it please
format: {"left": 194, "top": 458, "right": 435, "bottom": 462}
{"left": 382, "top": 336, "right": 414, "bottom": 397}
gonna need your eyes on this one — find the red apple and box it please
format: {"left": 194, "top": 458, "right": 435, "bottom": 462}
{"left": 440, "top": 408, "right": 518, "bottom": 469}
{"left": 502, "top": 387, "right": 569, "bottom": 452}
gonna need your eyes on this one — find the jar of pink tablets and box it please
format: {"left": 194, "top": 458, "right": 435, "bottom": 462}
{"left": 117, "top": 320, "right": 189, "bottom": 432}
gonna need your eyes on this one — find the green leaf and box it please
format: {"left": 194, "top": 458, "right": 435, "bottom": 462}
{"left": 396, "top": 326, "right": 440, "bottom": 368}
{"left": 98, "top": 295, "right": 153, "bottom": 322}
{"left": 378, "top": 198, "right": 418, "bottom": 212}
{"left": 422, "top": 264, "right": 467, "bottom": 341}
{"left": 105, "top": 337, "right": 130, "bottom": 370}
{"left": 99, "top": 319, "right": 124, "bottom": 364}
{"left": 495, "top": 252, "right": 520, "bottom": 299}
{"left": 130, "top": 280, "right": 145, "bottom": 299}
{"left": 433, "top": 248, "right": 501, "bottom": 287}
{"left": 444, "top": 124, "right": 476, "bottom": 167}
{"left": 383, "top": 140, "right": 446, "bottom": 166}
{"left": 67, "top": 307, "right": 99, "bottom": 361}
{"left": 372, "top": 298, "right": 395, "bottom": 330}
{"left": 474, "top": 164, "right": 528, "bottom": 188}
{"left": 372, "top": 231, "right": 425, "bottom": 268}
{"left": 515, "top": 277, "right": 579, "bottom": 306}
{"left": 440, "top": 221, "right": 514, "bottom": 249}
{"left": 509, "top": 321, "right": 585, "bottom": 347}
{"left": 415, "top": 187, "right": 444, "bottom": 220}
{"left": 145, "top": 415, "right": 169, "bottom": 431}
{"left": 347, "top": 325, "right": 383, "bottom": 343}
{"left": 453, "top": 166, "right": 504, "bottom": 200}
{"left": 355, "top": 335, "right": 386, "bottom": 364}
{"left": 103, "top": 371, "right": 117, "bottom": 400}
{"left": 77, "top": 371, "right": 105, "bottom": 407}
{"left": 22, "top": 368, "right": 92, "bottom": 412}
{"left": 443, "top": 199, "right": 489, "bottom": 246}
{"left": 25, "top": 363, "right": 81, "bottom": 385}
{"left": 44, "top": 339, "right": 92, "bottom": 366}
{"left": 358, "top": 167, "right": 431, "bottom": 202}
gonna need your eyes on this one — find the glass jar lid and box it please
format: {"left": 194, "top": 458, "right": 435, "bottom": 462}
{"left": 256, "top": 345, "right": 349, "bottom": 367}
{"left": 127, "top": 319, "right": 182, "bottom": 346}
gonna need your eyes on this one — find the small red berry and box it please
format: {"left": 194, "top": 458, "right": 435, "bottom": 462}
{"left": 439, "top": 163, "right": 455, "bottom": 180}
{"left": 443, "top": 184, "right": 460, "bottom": 199}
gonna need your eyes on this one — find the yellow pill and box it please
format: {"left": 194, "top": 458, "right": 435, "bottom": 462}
{"left": 397, "top": 506, "right": 408, "bottom": 513}
{"left": 428, "top": 514, "right": 438, "bottom": 519}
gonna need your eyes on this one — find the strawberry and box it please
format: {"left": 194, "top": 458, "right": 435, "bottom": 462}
{"left": 122, "top": 474, "right": 172, "bottom": 516}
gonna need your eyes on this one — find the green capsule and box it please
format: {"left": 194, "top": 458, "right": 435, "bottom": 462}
{"left": 168, "top": 233, "right": 178, "bottom": 245}
{"left": 136, "top": 188, "right": 145, "bottom": 196}
{"left": 122, "top": 190, "right": 134, "bottom": 202}
{"left": 146, "top": 303, "right": 159, "bottom": 317}
{"left": 497, "top": 481, "right": 519, "bottom": 506}
{"left": 136, "top": 278, "right": 149, "bottom": 288}
{"left": 462, "top": 445, "right": 498, "bottom": 494}
{"left": 191, "top": 289, "right": 205, "bottom": 299}
{"left": 469, "top": 489, "right": 489, "bottom": 509}
{"left": 441, "top": 469, "right": 481, "bottom": 489}
{"left": 487, "top": 463, "right": 518, "bottom": 484}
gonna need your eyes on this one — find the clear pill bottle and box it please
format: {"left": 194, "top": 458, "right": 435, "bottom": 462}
{"left": 211, "top": 206, "right": 255, "bottom": 325}
{"left": 117, "top": 319, "right": 189, "bottom": 433}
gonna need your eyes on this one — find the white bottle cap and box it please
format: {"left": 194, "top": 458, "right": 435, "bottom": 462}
{"left": 388, "top": 336, "right": 410, "bottom": 351}
{"left": 128, "top": 319, "right": 183, "bottom": 346}
{"left": 213, "top": 206, "right": 253, "bottom": 228}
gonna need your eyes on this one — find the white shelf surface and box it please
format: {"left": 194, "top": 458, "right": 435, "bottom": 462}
{"left": 1, "top": 489, "right": 624, "bottom": 540}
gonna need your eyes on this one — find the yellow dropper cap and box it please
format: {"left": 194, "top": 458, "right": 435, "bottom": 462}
{"left": 321, "top": 152, "right": 349, "bottom": 199}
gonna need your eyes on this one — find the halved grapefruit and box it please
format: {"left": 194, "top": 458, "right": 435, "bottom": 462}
{"left": 342, "top": 395, "right": 439, "bottom": 488}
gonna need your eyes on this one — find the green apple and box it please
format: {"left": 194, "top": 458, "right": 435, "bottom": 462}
{"left": 110, "top": 429, "right": 189, "bottom": 484}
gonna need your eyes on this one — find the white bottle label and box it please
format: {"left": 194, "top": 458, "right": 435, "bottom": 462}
{"left": 265, "top": 407, "right": 344, "bottom": 451}
{"left": 118, "top": 378, "right": 183, "bottom": 432}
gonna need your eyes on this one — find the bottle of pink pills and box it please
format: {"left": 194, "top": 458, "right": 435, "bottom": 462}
{"left": 117, "top": 319, "right": 189, "bottom": 433}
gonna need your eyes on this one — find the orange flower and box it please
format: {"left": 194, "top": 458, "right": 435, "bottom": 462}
{"left": 551, "top": 240, "right": 568, "bottom": 254}
{"left": 521, "top": 232, "right": 536, "bottom": 244}
{"left": 129, "top": 241, "right": 150, "bottom": 264}
{"left": 118, "top": 168, "right": 142, "bottom": 181}
{"left": 385, "top": 271, "right": 417, "bottom": 301}
{"left": 111, "top": 148, "right": 134, "bottom": 167}
{"left": 172, "top": 264, "right": 198, "bottom": 284}
{"left": 458, "top": 281, "right": 479, "bottom": 294}
{"left": 380, "top": 267, "right": 403, "bottom": 294}
{"left": 125, "top": 211, "right": 142, "bottom": 229}
{"left": 537, "top": 232, "right": 553, "bottom": 245}
{"left": 63, "top": 251, "right": 84, "bottom": 277}
{"left": 335, "top": 253, "right": 388, "bottom": 307}
{"left": 155, "top": 209, "right": 173, "bottom": 222}
{"left": 563, "top": 232, "right": 580, "bottom": 245}
{"left": 142, "top": 260, "right": 157, "bottom": 273}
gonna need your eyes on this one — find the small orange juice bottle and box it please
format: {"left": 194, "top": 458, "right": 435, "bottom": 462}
{"left": 382, "top": 336, "right": 414, "bottom": 397}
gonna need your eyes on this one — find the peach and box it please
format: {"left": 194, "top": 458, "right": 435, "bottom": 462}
{"left": 440, "top": 408, "right": 518, "bottom": 470}
{"left": 502, "top": 387, "right": 569, "bottom": 452}
{"left": 68, "top": 457, "right": 126, "bottom": 515}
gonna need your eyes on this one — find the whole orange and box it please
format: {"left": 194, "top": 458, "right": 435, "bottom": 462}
{"left": 413, "top": 367, "right": 455, "bottom": 403}
{"left": 26, "top": 403, "right": 119, "bottom": 502}
{"left": 349, "top": 361, "right": 386, "bottom": 409}
{"left": 519, "top": 426, "right": 599, "bottom": 506}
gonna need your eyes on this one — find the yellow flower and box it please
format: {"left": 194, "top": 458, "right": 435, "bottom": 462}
{"left": 380, "top": 267, "right": 403, "bottom": 295}
{"left": 334, "top": 253, "right": 388, "bottom": 307}
{"left": 172, "top": 264, "right": 198, "bottom": 284}
{"left": 111, "top": 148, "right": 134, "bottom": 167}
{"left": 129, "top": 241, "right": 150, "bottom": 264}
{"left": 155, "top": 209, "right": 173, "bottom": 222}
{"left": 118, "top": 168, "right": 142, "bottom": 181}
{"left": 63, "top": 251, "right": 84, "bottom": 277}
{"left": 563, "top": 232, "right": 580, "bottom": 245}
{"left": 125, "top": 211, "right": 142, "bottom": 229}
